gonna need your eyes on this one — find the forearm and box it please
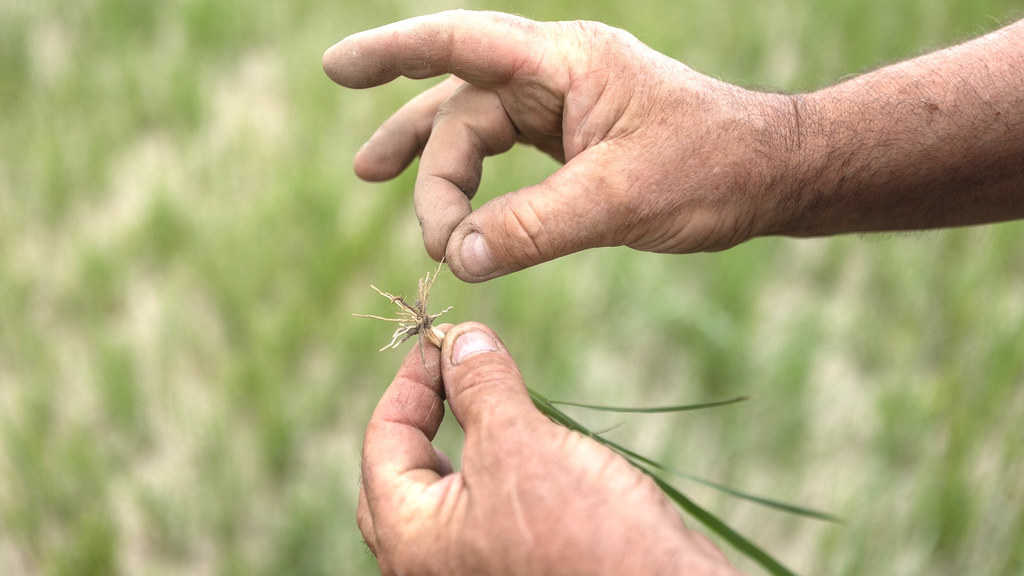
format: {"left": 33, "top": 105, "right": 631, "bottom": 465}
{"left": 770, "top": 19, "right": 1024, "bottom": 237}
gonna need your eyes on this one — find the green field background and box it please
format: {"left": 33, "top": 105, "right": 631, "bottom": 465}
{"left": 2, "top": 0, "right": 1023, "bottom": 574}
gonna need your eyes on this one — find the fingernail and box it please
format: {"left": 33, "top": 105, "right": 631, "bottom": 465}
{"left": 459, "top": 233, "right": 497, "bottom": 278}
{"left": 451, "top": 329, "right": 499, "bottom": 365}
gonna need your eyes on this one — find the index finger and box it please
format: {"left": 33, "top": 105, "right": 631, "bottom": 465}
{"left": 361, "top": 338, "right": 446, "bottom": 514}
{"left": 322, "top": 10, "right": 543, "bottom": 89}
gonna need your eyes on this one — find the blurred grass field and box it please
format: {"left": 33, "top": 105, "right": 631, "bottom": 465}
{"left": 2, "top": 0, "right": 1023, "bottom": 574}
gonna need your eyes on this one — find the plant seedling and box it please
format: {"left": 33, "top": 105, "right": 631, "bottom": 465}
{"left": 353, "top": 261, "right": 452, "bottom": 360}
{"left": 354, "top": 263, "right": 838, "bottom": 576}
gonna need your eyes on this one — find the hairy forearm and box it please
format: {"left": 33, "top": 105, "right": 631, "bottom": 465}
{"left": 770, "top": 18, "right": 1024, "bottom": 237}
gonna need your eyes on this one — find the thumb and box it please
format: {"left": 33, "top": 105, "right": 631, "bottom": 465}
{"left": 444, "top": 147, "right": 632, "bottom": 282}
{"left": 440, "top": 323, "right": 539, "bottom": 433}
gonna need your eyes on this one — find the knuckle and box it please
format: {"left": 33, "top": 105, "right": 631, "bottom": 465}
{"left": 500, "top": 197, "right": 550, "bottom": 265}
{"left": 560, "top": 19, "right": 638, "bottom": 55}
{"left": 433, "top": 85, "right": 517, "bottom": 157}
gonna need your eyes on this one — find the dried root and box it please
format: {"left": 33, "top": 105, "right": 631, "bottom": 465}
{"left": 353, "top": 261, "right": 452, "bottom": 356}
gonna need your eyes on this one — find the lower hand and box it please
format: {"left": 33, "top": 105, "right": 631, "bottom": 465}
{"left": 358, "top": 322, "right": 739, "bottom": 575}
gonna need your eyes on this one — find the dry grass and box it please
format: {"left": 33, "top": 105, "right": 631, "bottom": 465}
{"left": 353, "top": 262, "right": 451, "bottom": 353}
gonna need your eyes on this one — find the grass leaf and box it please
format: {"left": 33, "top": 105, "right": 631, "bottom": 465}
{"left": 529, "top": 387, "right": 813, "bottom": 575}
{"left": 535, "top": 389, "right": 841, "bottom": 523}
{"left": 647, "top": 473, "right": 797, "bottom": 576}
{"left": 600, "top": 436, "right": 843, "bottom": 523}
{"left": 549, "top": 395, "right": 751, "bottom": 413}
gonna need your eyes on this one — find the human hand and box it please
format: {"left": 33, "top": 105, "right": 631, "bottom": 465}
{"left": 357, "top": 322, "right": 740, "bottom": 576}
{"left": 323, "top": 11, "right": 796, "bottom": 282}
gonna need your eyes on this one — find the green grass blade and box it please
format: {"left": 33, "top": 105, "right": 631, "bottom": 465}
{"left": 646, "top": 472, "right": 797, "bottom": 576}
{"left": 530, "top": 386, "right": 835, "bottom": 575}
{"left": 600, "top": 437, "right": 843, "bottom": 523}
{"left": 548, "top": 395, "right": 751, "bottom": 413}
{"left": 534, "top": 388, "right": 840, "bottom": 523}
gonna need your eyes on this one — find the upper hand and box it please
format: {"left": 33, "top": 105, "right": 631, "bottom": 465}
{"left": 323, "top": 11, "right": 795, "bottom": 281}
{"left": 357, "top": 322, "right": 739, "bottom": 575}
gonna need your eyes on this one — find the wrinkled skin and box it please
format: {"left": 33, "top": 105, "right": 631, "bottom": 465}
{"left": 357, "top": 322, "right": 740, "bottom": 576}
{"left": 323, "top": 11, "right": 795, "bottom": 282}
